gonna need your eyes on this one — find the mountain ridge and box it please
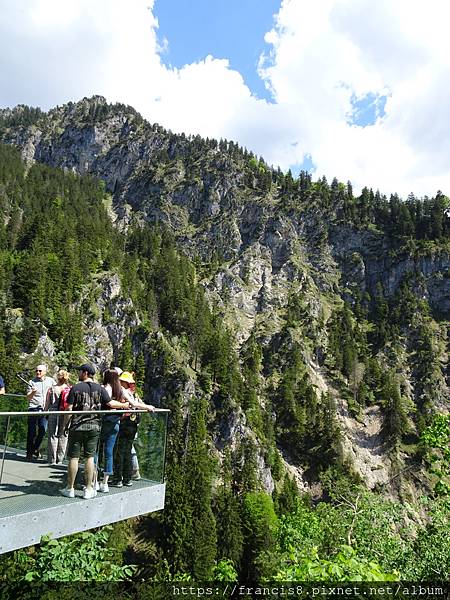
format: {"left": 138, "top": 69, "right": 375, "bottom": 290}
{"left": 1, "top": 96, "right": 449, "bottom": 498}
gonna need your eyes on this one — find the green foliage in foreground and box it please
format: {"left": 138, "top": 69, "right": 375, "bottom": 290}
{"left": 264, "top": 475, "right": 450, "bottom": 581}
{"left": 421, "top": 413, "right": 450, "bottom": 495}
{"left": 0, "top": 527, "right": 135, "bottom": 582}
{"left": 273, "top": 545, "right": 398, "bottom": 582}
{"left": 2, "top": 489, "right": 448, "bottom": 583}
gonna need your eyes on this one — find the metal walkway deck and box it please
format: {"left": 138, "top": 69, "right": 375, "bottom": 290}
{"left": 0, "top": 448, "right": 165, "bottom": 554}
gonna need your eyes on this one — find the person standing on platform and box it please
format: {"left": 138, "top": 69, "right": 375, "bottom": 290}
{"left": 44, "top": 369, "right": 71, "bottom": 465}
{"left": 62, "top": 363, "right": 130, "bottom": 500}
{"left": 111, "top": 371, "right": 154, "bottom": 487}
{"left": 97, "top": 369, "right": 125, "bottom": 493}
{"left": 0, "top": 374, "right": 5, "bottom": 394}
{"left": 26, "top": 364, "right": 55, "bottom": 461}
{"left": 128, "top": 376, "right": 144, "bottom": 480}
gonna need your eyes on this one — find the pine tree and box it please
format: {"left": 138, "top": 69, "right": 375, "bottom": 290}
{"left": 372, "top": 283, "right": 389, "bottom": 348}
{"left": 161, "top": 396, "right": 192, "bottom": 575}
{"left": 236, "top": 438, "right": 258, "bottom": 494}
{"left": 273, "top": 475, "right": 299, "bottom": 516}
{"left": 381, "top": 372, "right": 412, "bottom": 447}
{"left": 134, "top": 350, "right": 146, "bottom": 394}
{"left": 119, "top": 337, "right": 133, "bottom": 370}
{"left": 184, "top": 396, "right": 217, "bottom": 578}
{"left": 241, "top": 491, "right": 278, "bottom": 580}
{"left": 214, "top": 449, "right": 244, "bottom": 569}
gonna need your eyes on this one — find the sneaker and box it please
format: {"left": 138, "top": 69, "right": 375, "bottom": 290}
{"left": 131, "top": 470, "right": 141, "bottom": 480}
{"left": 61, "top": 488, "right": 75, "bottom": 498}
{"left": 110, "top": 480, "right": 123, "bottom": 488}
{"left": 83, "top": 487, "right": 97, "bottom": 499}
{"left": 123, "top": 480, "right": 133, "bottom": 487}
{"left": 99, "top": 483, "right": 109, "bottom": 493}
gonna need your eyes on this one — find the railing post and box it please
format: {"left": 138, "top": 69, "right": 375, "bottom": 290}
{"left": 161, "top": 412, "right": 169, "bottom": 484}
{"left": 0, "top": 416, "right": 11, "bottom": 485}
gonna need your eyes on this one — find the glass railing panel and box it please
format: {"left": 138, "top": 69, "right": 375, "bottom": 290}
{"left": 133, "top": 411, "right": 169, "bottom": 484}
{"left": 0, "top": 395, "right": 29, "bottom": 456}
{"left": 0, "top": 414, "right": 62, "bottom": 510}
{"left": 0, "top": 409, "right": 169, "bottom": 510}
{"left": 0, "top": 393, "right": 28, "bottom": 411}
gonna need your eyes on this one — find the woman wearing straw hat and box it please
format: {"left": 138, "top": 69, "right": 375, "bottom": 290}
{"left": 110, "top": 371, "right": 154, "bottom": 487}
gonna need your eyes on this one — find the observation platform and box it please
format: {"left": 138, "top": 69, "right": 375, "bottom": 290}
{"left": 0, "top": 398, "right": 169, "bottom": 554}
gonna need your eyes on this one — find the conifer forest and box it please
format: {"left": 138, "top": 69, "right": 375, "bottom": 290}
{"left": 0, "top": 98, "right": 449, "bottom": 587}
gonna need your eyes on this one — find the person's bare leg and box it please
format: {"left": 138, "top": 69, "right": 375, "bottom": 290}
{"left": 67, "top": 458, "right": 79, "bottom": 489}
{"left": 85, "top": 456, "right": 95, "bottom": 490}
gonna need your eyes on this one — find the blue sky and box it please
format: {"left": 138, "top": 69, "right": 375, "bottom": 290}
{"left": 154, "top": 0, "right": 280, "bottom": 102}
{"left": 153, "top": 0, "right": 385, "bottom": 177}
{"left": 348, "top": 92, "right": 388, "bottom": 127}
{"left": 154, "top": 0, "right": 387, "bottom": 128}
{"left": 0, "top": 0, "right": 449, "bottom": 197}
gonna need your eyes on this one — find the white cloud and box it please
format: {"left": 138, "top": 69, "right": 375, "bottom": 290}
{"left": 1, "top": 0, "right": 450, "bottom": 197}
{"left": 0, "top": 0, "right": 161, "bottom": 111}
{"left": 257, "top": 0, "right": 450, "bottom": 196}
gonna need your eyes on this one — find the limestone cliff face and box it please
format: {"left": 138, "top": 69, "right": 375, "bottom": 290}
{"left": 1, "top": 96, "right": 449, "bottom": 492}
{"left": 83, "top": 273, "right": 141, "bottom": 370}
{"left": 329, "top": 225, "right": 450, "bottom": 313}
{"left": 2, "top": 97, "right": 449, "bottom": 321}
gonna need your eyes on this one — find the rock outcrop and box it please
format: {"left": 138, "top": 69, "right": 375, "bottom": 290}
{"left": 1, "top": 96, "right": 448, "bottom": 493}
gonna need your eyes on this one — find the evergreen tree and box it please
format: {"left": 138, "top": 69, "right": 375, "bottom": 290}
{"left": 241, "top": 492, "right": 278, "bottom": 580}
{"left": 381, "top": 372, "right": 412, "bottom": 447}
{"left": 214, "top": 449, "right": 244, "bottom": 569}
{"left": 161, "top": 395, "right": 192, "bottom": 576}
{"left": 119, "top": 337, "right": 133, "bottom": 370}
{"left": 235, "top": 438, "right": 258, "bottom": 494}
{"left": 273, "top": 475, "right": 299, "bottom": 516}
{"left": 183, "top": 396, "right": 217, "bottom": 578}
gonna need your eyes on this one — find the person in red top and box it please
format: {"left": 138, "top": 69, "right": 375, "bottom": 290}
{"left": 44, "top": 369, "right": 71, "bottom": 465}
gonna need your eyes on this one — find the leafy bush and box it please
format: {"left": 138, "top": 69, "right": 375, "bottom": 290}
{"left": 6, "top": 528, "right": 135, "bottom": 582}
{"left": 421, "top": 413, "right": 450, "bottom": 495}
{"left": 273, "top": 545, "right": 399, "bottom": 581}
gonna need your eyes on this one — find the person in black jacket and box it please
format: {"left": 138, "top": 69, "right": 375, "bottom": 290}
{"left": 61, "top": 364, "right": 130, "bottom": 499}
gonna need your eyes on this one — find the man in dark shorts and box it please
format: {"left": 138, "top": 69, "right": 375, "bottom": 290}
{"left": 62, "top": 363, "right": 129, "bottom": 499}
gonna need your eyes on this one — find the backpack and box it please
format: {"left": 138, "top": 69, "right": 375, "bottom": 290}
{"left": 59, "top": 386, "right": 72, "bottom": 410}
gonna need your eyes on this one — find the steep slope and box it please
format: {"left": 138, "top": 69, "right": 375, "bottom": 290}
{"left": 1, "top": 97, "right": 449, "bottom": 499}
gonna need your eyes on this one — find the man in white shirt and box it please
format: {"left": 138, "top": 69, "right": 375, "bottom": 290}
{"left": 26, "top": 364, "right": 55, "bottom": 461}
